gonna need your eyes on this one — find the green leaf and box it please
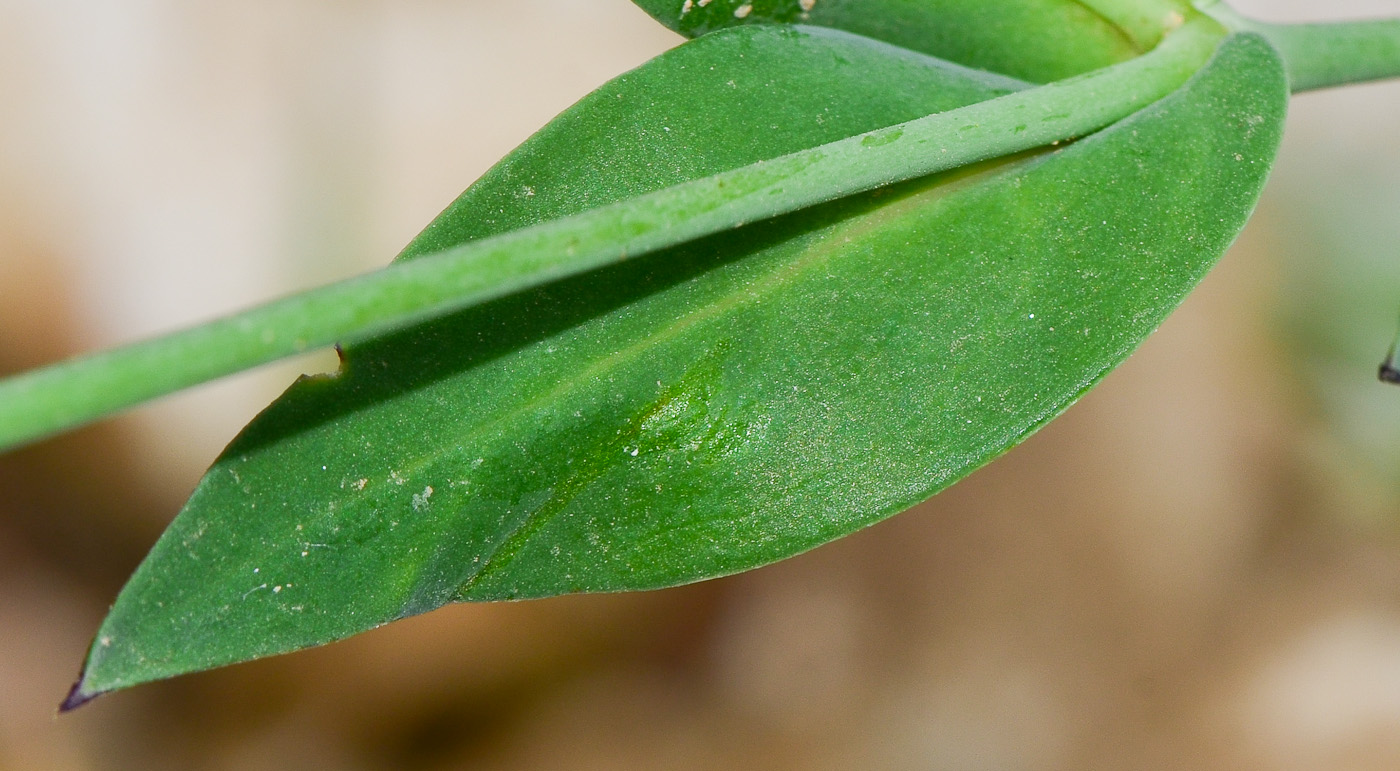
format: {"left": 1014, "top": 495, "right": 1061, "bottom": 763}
{"left": 68, "top": 27, "right": 1285, "bottom": 701}
{"left": 628, "top": 0, "right": 1191, "bottom": 82}
{"left": 0, "top": 16, "right": 1216, "bottom": 454}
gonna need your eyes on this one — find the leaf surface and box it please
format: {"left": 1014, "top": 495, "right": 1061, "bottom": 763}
{"left": 71, "top": 27, "right": 1285, "bottom": 700}
{"left": 628, "top": 0, "right": 1191, "bottom": 81}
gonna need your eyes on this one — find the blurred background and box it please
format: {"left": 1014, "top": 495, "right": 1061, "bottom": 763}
{"left": 2, "top": 0, "right": 1400, "bottom": 768}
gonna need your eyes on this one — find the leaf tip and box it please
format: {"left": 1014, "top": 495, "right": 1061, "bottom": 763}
{"left": 58, "top": 675, "right": 103, "bottom": 714}
{"left": 1380, "top": 359, "right": 1400, "bottom": 385}
{"left": 1381, "top": 326, "right": 1400, "bottom": 385}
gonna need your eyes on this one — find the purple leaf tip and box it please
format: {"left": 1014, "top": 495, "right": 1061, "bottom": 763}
{"left": 58, "top": 680, "right": 101, "bottom": 713}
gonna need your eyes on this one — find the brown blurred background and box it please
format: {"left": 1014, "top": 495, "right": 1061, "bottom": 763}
{"left": 3, "top": 1, "right": 1400, "bottom": 768}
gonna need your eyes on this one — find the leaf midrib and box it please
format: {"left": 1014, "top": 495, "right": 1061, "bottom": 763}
{"left": 441, "top": 153, "right": 1044, "bottom": 597}
{"left": 1070, "top": 0, "right": 1153, "bottom": 53}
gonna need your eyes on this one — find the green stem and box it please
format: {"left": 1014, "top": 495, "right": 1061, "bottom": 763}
{"left": 0, "top": 17, "right": 1224, "bottom": 453}
{"left": 1195, "top": 0, "right": 1400, "bottom": 92}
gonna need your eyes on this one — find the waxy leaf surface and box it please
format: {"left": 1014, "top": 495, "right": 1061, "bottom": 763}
{"left": 629, "top": 0, "right": 1190, "bottom": 82}
{"left": 73, "top": 27, "right": 1285, "bottom": 698}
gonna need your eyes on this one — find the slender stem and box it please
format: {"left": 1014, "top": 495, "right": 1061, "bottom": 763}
{"left": 0, "top": 17, "right": 1223, "bottom": 453}
{"left": 1195, "top": 0, "right": 1400, "bottom": 92}
{"left": 1268, "top": 20, "right": 1400, "bottom": 92}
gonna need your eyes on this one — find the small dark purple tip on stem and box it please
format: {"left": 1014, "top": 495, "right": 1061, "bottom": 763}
{"left": 1382, "top": 316, "right": 1400, "bottom": 385}
{"left": 1381, "top": 357, "right": 1400, "bottom": 385}
{"left": 58, "top": 680, "right": 101, "bottom": 713}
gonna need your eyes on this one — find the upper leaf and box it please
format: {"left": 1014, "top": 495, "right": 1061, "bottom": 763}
{"left": 70, "top": 26, "right": 1285, "bottom": 700}
{"left": 629, "top": 0, "right": 1190, "bottom": 82}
